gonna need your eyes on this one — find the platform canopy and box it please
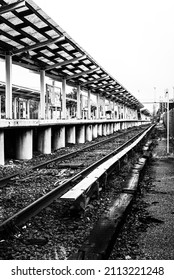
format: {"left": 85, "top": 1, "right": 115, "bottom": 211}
{"left": 0, "top": 80, "right": 40, "bottom": 100}
{"left": 0, "top": 0, "right": 143, "bottom": 109}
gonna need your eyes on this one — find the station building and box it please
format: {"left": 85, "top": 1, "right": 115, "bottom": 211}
{"left": 0, "top": 0, "right": 151, "bottom": 165}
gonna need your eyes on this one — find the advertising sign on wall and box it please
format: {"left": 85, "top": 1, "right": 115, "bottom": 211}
{"left": 46, "top": 84, "right": 61, "bottom": 108}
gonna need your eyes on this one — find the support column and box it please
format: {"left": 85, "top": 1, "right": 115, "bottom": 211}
{"left": 77, "top": 85, "right": 81, "bottom": 119}
{"left": 98, "top": 124, "right": 102, "bottom": 136}
{"left": 26, "top": 100, "right": 30, "bottom": 119}
{"left": 0, "top": 96, "right": 1, "bottom": 119}
{"left": 106, "top": 123, "right": 110, "bottom": 135}
{"left": 113, "top": 100, "right": 115, "bottom": 119}
{"left": 103, "top": 97, "right": 106, "bottom": 118}
{"left": 40, "top": 70, "right": 45, "bottom": 119}
{"left": 13, "top": 97, "right": 17, "bottom": 119}
{"left": 38, "top": 127, "right": 51, "bottom": 154}
{"left": 23, "top": 101, "right": 26, "bottom": 119}
{"left": 102, "top": 123, "right": 107, "bottom": 136}
{"left": 96, "top": 93, "right": 100, "bottom": 119}
{"left": 66, "top": 126, "right": 76, "bottom": 144}
{"left": 86, "top": 125, "right": 92, "bottom": 141}
{"left": 114, "top": 123, "right": 117, "bottom": 132}
{"left": 122, "top": 104, "right": 125, "bottom": 119}
{"left": 62, "top": 79, "right": 66, "bottom": 119}
{"left": 5, "top": 53, "right": 12, "bottom": 119}
{"left": 77, "top": 125, "right": 85, "bottom": 144}
{"left": 52, "top": 126, "right": 65, "bottom": 150}
{"left": 16, "top": 129, "right": 33, "bottom": 160}
{"left": 115, "top": 102, "right": 118, "bottom": 119}
{"left": 92, "top": 124, "right": 98, "bottom": 139}
{"left": 110, "top": 123, "right": 114, "bottom": 134}
{"left": 0, "top": 130, "right": 4, "bottom": 165}
{"left": 88, "top": 90, "right": 91, "bottom": 119}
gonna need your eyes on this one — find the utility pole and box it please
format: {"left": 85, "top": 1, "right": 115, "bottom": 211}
{"left": 153, "top": 87, "right": 156, "bottom": 121}
{"left": 166, "top": 89, "right": 169, "bottom": 154}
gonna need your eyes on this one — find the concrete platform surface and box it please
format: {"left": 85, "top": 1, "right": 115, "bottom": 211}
{"left": 138, "top": 124, "right": 174, "bottom": 259}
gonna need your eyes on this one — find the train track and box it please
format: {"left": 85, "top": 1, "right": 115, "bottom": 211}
{"left": 0, "top": 127, "right": 141, "bottom": 186}
{"left": 0, "top": 124, "right": 154, "bottom": 260}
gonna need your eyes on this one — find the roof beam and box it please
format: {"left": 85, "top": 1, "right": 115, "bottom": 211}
{"left": 82, "top": 75, "right": 109, "bottom": 86}
{"left": 91, "top": 80, "right": 116, "bottom": 90}
{"left": 105, "top": 85, "right": 122, "bottom": 92}
{"left": 66, "top": 67, "right": 100, "bottom": 80}
{"left": 108, "top": 89, "right": 126, "bottom": 95}
{"left": 12, "top": 36, "right": 65, "bottom": 56}
{"left": 45, "top": 55, "right": 86, "bottom": 71}
{"left": 0, "top": 0, "right": 26, "bottom": 15}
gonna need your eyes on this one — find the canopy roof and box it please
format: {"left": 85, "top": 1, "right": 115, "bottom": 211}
{"left": 0, "top": 0, "right": 143, "bottom": 109}
{"left": 0, "top": 80, "right": 40, "bottom": 100}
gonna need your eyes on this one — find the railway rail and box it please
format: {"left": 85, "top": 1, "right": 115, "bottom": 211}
{"left": 0, "top": 124, "right": 155, "bottom": 260}
{"left": 0, "top": 127, "right": 143, "bottom": 185}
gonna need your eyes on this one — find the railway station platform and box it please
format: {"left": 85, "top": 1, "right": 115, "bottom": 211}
{"left": 0, "top": 0, "right": 151, "bottom": 166}
{"left": 0, "top": 118, "right": 150, "bottom": 165}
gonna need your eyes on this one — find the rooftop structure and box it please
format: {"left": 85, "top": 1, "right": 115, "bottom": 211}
{"left": 0, "top": 0, "right": 143, "bottom": 119}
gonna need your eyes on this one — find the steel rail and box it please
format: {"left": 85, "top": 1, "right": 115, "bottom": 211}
{"left": 0, "top": 126, "right": 147, "bottom": 188}
{"left": 0, "top": 125, "right": 153, "bottom": 235}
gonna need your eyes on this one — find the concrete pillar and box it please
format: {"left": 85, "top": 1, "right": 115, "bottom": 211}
{"left": 122, "top": 105, "right": 125, "bottom": 119}
{"left": 38, "top": 127, "right": 51, "bottom": 154}
{"left": 106, "top": 123, "right": 110, "bottom": 135}
{"left": 86, "top": 125, "right": 92, "bottom": 141}
{"left": 77, "top": 85, "right": 81, "bottom": 119}
{"left": 110, "top": 123, "right": 114, "bottom": 134}
{"left": 112, "top": 100, "right": 115, "bottom": 119}
{"left": 52, "top": 126, "right": 65, "bottom": 149}
{"left": 114, "top": 122, "right": 117, "bottom": 132}
{"left": 66, "top": 126, "right": 76, "bottom": 144}
{"left": 88, "top": 90, "right": 91, "bottom": 119}
{"left": 40, "top": 70, "right": 46, "bottom": 119}
{"left": 23, "top": 101, "right": 26, "bottom": 119}
{"left": 16, "top": 129, "right": 33, "bottom": 160}
{"left": 5, "top": 53, "right": 12, "bottom": 119}
{"left": 13, "top": 97, "right": 17, "bottom": 119}
{"left": 92, "top": 124, "right": 98, "bottom": 139}
{"left": 115, "top": 102, "right": 118, "bottom": 119}
{"left": 102, "top": 123, "right": 107, "bottom": 136}
{"left": 98, "top": 124, "right": 102, "bottom": 136}
{"left": 103, "top": 97, "right": 106, "bottom": 118}
{"left": 0, "top": 96, "right": 1, "bottom": 119}
{"left": 77, "top": 125, "right": 85, "bottom": 144}
{"left": 0, "top": 130, "right": 4, "bottom": 165}
{"left": 96, "top": 93, "right": 100, "bottom": 119}
{"left": 27, "top": 100, "right": 30, "bottom": 119}
{"left": 62, "top": 79, "right": 66, "bottom": 119}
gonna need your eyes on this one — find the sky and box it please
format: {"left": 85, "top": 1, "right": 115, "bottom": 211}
{"left": 1, "top": 0, "right": 174, "bottom": 112}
